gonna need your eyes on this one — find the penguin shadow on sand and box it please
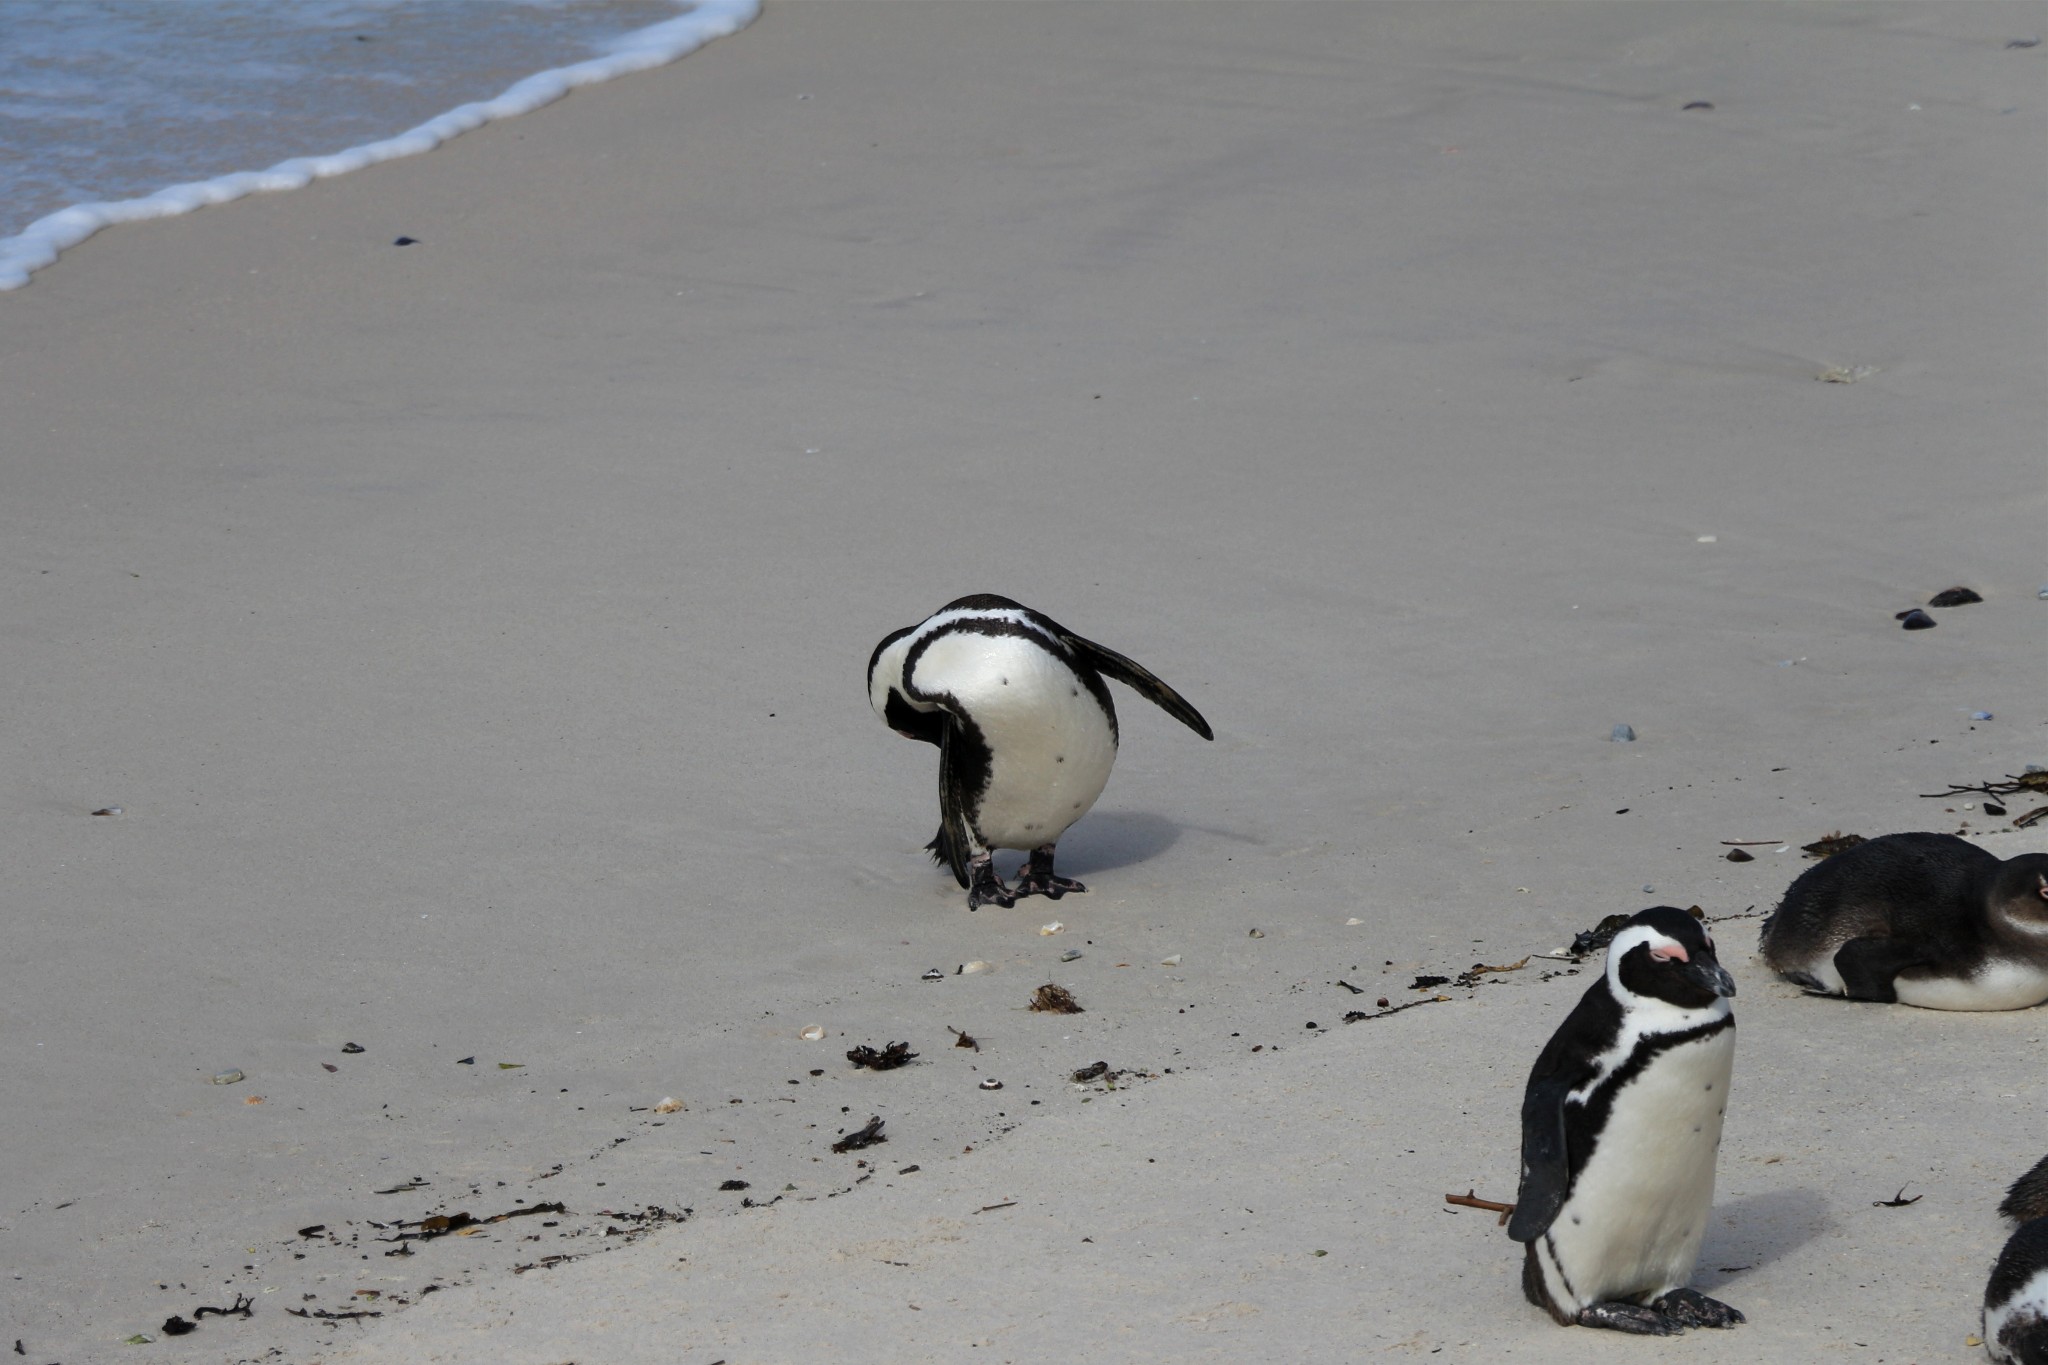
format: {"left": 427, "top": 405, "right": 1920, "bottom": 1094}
{"left": 1051, "top": 812, "right": 1259, "bottom": 882}
{"left": 1690, "top": 1187, "right": 1834, "bottom": 1295}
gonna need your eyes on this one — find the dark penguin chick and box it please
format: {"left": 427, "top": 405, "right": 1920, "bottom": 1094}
{"left": 1759, "top": 833, "right": 2048, "bottom": 1010}
{"left": 1510, "top": 907, "right": 1743, "bottom": 1336}
{"left": 1985, "top": 1216, "right": 2048, "bottom": 1365}
{"left": 867, "top": 594, "right": 1212, "bottom": 910}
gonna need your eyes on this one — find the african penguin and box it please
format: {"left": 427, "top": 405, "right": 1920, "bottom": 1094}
{"left": 1986, "top": 1155, "right": 2048, "bottom": 1365}
{"left": 1509, "top": 906, "right": 1743, "bottom": 1335}
{"left": 868, "top": 594, "right": 1212, "bottom": 910}
{"left": 1759, "top": 833, "right": 2048, "bottom": 1010}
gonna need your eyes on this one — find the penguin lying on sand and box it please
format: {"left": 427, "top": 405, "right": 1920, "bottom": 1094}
{"left": 1759, "top": 833, "right": 2048, "bottom": 1010}
{"left": 868, "top": 594, "right": 1212, "bottom": 910}
{"left": 1510, "top": 907, "right": 1744, "bottom": 1335}
{"left": 1986, "top": 1155, "right": 2048, "bottom": 1365}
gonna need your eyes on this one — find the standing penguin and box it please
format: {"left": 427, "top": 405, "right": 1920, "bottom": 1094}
{"left": 868, "top": 594, "right": 1212, "bottom": 910}
{"left": 1987, "top": 1154, "right": 2048, "bottom": 1365}
{"left": 1509, "top": 907, "right": 1744, "bottom": 1335}
{"left": 1759, "top": 833, "right": 2048, "bottom": 1009}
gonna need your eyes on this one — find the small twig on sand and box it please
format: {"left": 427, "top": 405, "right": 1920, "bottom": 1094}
{"left": 1445, "top": 1190, "right": 1516, "bottom": 1226}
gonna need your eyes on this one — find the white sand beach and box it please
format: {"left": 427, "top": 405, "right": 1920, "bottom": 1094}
{"left": 2, "top": 3, "right": 2042, "bottom": 1361}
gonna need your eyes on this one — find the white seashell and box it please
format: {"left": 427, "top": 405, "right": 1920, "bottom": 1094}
{"left": 960, "top": 960, "right": 992, "bottom": 975}
{"left": 1159, "top": 954, "right": 1182, "bottom": 967}
{"left": 1345, "top": 917, "right": 1363, "bottom": 926}
{"left": 653, "top": 1096, "right": 684, "bottom": 1114}
{"left": 799, "top": 1026, "right": 826, "bottom": 1041}
{"left": 978, "top": 1078, "right": 1003, "bottom": 1091}
{"left": 1696, "top": 535, "right": 1717, "bottom": 543}
{"left": 1039, "top": 921, "right": 1064, "bottom": 936}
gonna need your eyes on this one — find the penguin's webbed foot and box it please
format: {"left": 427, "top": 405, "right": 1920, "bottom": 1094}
{"left": 965, "top": 856, "right": 1015, "bottom": 911}
{"left": 1012, "top": 845, "right": 1087, "bottom": 901}
{"left": 1653, "top": 1288, "right": 1743, "bottom": 1329}
{"left": 1574, "top": 1302, "right": 1680, "bottom": 1335}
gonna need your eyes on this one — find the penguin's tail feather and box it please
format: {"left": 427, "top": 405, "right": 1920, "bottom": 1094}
{"left": 926, "top": 827, "right": 970, "bottom": 888}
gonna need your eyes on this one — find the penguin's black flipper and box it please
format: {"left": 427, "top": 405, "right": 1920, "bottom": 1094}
{"left": 1832, "top": 936, "right": 1933, "bottom": 1002}
{"left": 1061, "top": 633, "right": 1214, "bottom": 741}
{"left": 934, "top": 724, "right": 976, "bottom": 890}
{"left": 1508, "top": 1069, "right": 1573, "bottom": 1243}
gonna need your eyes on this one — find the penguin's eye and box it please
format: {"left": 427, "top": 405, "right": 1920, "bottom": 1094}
{"left": 1649, "top": 942, "right": 1690, "bottom": 964}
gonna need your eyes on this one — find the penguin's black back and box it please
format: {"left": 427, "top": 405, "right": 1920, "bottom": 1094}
{"left": 2006, "top": 1155, "right": 2048, "bottom": 1225}
{"left": 1760, "top": 832, "right": 2002, "bottom": 963}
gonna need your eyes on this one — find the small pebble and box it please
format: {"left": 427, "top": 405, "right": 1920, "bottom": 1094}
{"left": 920, "top": 968, "right": 944, "bottom": 982}
{"left": 1972, "top": 711, "right": 1993, "bottom": 721}
{"left": 1060, "top": 948, "right": 1082, "bottom": 962}
{"left": 960, "top": 960, "right": 992, "bottom": 975}
{"left": 340, "top": 1042, "right": 364, "bottom": 1054}
{"left": 1726, "top": 848, "right": 1754, "bottom": 863}
{"left": 1248, "top": 928, "right": 1265, "bottom": 938}
{"left": 1695, "top": 533, "right": 1717, "bottom": 542}
{"left": 1897, "top": 609, "right": 1937, "bottom": 630}
{"left": 91, "top": 806, "right": 121, "bottom": 816}
{"left": 1039, "top": 921, "right": 1064, "bottom": 936}
{"left": 210, "top": 1070, "right": 245, "bottom": 1085}
{"left": 978, "top": 1078, "right": 1003, "bottom": 1091}
{"left": 1986, "top": 803, "right": 2008, "bottom": 817}
{"left": 1642, "top": 885, "right": 1656, "bottom": 894}
{"left": 1345, "top": 917, "right": 1363, "bottom": 926}
{"left": 799, "top": 1025, "right": 826, "bottom": 1041}
{"left": 2038, "top": 585, "right": 2048, "bottom": 599}
{"left": 1928, "top": 586, "right": 1983, "bottom": 607}
{"left": 1611, "top": 724, "right": 1636, "bottom": 742}
{"left": 1376, "top": 997, "right": 1390, "bottom": 1008}
{"left": 1159, "top": 953, "right": 1182, "bottom": 967}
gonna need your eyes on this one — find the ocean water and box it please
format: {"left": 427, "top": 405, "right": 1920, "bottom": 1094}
{"left": 0, "top": 0, "right": 757, "bottom": 288}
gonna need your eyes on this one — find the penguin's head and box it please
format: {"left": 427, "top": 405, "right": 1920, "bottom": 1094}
{"left": 1988, "top": 856, "right": 2048, "bottom": 939}
{"left": 1607, "top": 906, "right": 1736, "bottom": 1010}
{"left": 868, "top": 625, "right": 947, "bottom": 745}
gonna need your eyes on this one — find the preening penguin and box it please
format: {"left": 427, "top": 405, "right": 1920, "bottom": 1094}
{"left": 1759, "top": 833, "right": 2048, "bottom": 1010}
{"left": 1510, "top": 907, "right": 1743, "bottom": 1335}
{"left": 868, "top": 594, "right": 1212, "bottom": 910}
{"left": 1986, "top": 1156, "right": 2048, "bottom": 1365}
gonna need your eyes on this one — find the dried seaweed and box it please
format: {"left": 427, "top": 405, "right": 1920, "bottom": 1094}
{"left": 846, "top": 1041, "right": 918, "bottom": 1070}
{"left": 1801, "top": 831, "right": 1866, "bottom": 860}
{"left": 832, "top": 1115, "right": 887, "bottom": 1153}
{"left": 1921, "top": 772, "right": 2048, "bottom": 801}
{"left": 1029, "top": 983, "right": 1084, "bottom": 1014}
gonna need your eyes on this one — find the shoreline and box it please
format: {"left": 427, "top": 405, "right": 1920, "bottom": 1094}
{"left": 0, "top": 0, "right": 760, "bottom": 291}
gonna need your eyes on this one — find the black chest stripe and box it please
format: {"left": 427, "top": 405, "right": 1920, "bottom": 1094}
{"left": 1567, "top": 1015, "right": 1734, "bottom": 1176}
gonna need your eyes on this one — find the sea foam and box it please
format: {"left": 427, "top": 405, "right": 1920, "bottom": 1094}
{"left": 0, "top": 0, "right": 760, "bottom": 291}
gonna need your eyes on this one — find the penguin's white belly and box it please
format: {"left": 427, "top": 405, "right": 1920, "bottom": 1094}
{"left": 1986, "top": 1263, "right": 2048, "bottom": 1364}
{"left": 1895, "top": 959, "right": 2048, "bottom": 1012}
{"left": 912, "top": 633, "right": 1117, "bottom": 851}
{"left": 1548, "top": 1030, "right": 1733, "bottom": 1306}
